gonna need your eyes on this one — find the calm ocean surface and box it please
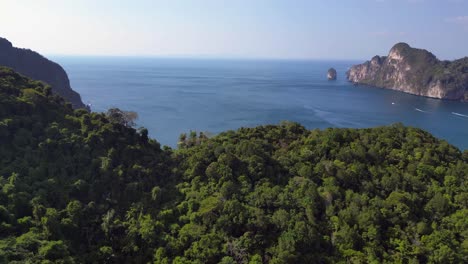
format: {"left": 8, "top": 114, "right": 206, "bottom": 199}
{"left": 53, "top": 57, "right": 468, "bottom": 150}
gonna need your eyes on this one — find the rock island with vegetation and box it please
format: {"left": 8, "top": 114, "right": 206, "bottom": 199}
{"left": 347, "top": 43, "right": 468, "bottom": 102}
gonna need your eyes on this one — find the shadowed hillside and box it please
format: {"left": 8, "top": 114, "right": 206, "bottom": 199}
{"left": 0, "top": 37, "right": 87, "bottom": 109}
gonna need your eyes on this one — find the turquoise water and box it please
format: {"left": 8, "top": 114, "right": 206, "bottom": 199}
{"left": 54, "top": 57, "right": 468, "bottom": 150}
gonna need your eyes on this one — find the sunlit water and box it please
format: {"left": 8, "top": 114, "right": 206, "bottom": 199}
{"left": 54, "top": 57, "right": 468, "bottom": 150}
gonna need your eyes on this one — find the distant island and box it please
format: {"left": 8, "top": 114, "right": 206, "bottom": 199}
{"left": 0, "top": 37, "right": 87, "bottom": 109}
{"left": 347, "top": 43, "right": 468, "bottom": 102}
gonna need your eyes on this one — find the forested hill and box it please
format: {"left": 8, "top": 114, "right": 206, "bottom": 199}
{"left": 0, "top": 66, "right": 467, "bottom": 263}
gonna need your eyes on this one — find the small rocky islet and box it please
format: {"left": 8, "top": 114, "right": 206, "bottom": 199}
{"left": 327, "top": 67, "right": 337, "bottom": 80}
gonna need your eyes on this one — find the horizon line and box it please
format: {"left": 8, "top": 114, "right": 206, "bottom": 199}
{"left": 46, "top": 53, "right": 365, "bottom": 61}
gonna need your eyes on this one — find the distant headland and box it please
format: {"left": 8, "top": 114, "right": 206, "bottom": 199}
{"left": 347, "top": 43, "right": 468, "bottom": 102}
{"left": 0, "top": 37, "right": 87, "bottom": 109}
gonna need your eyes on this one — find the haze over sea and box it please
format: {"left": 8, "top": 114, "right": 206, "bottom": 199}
{"left": 54, "top": 57, "right": 468, "bottom": 150}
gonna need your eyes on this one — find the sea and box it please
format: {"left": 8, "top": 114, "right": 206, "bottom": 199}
{"left": 53, "top": 57, "right": 468, "bottom": 150}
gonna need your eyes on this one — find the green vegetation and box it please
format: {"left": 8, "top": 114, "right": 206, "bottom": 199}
{"left": 0, "top": 66, "right": 467, "bottom": 263}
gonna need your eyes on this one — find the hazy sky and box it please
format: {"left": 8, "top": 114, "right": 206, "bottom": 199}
{"left": 1, "top": 0, "right": 467, "bottom": 60}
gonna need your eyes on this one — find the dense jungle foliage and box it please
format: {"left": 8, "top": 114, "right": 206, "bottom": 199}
{"left": 0, "top": 66, "right": 467, "bottom": 263}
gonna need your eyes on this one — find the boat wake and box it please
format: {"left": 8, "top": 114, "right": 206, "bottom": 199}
{"left": 305, "top": 106, "right": 362, "bottom": 127}
{"left": 415, "top": 108, "right": 430, "bottom": 113}
{"left": 452, "top": 112, "right": 468, "bottom": 118}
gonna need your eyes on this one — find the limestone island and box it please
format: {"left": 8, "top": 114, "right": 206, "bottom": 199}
{"left": 327, "top": 68, "right": 337, "bottom": 80}
{"left": 347, "top": 43, "right": 468, "bottom": 102}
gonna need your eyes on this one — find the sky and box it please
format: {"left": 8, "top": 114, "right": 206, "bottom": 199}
{"left": 1, "top": 0, "right": 467, "bottom": 60}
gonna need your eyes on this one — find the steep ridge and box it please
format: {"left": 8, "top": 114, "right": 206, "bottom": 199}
{"left": 0, "top": 37, "right": 87, "bottom": 109}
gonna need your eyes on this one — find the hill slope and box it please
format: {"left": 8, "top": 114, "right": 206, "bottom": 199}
{"left": 0, "top": 67, "right": 467, "bottom": 263}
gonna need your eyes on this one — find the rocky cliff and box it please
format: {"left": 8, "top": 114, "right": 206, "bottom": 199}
{"left": 0, "top": 37, "right": 87, "bottom": 109}
{"left": 347, "top": 43, "right": 468, "bottom": 102}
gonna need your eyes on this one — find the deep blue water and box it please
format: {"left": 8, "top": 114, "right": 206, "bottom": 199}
{"left": 53, "top": 57, "right": 468, "bottom": 150}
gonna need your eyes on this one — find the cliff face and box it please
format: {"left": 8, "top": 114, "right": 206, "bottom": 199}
{"left": 347, "top": 43, "right": 468, "bottom": 102}
{"left": 0, "top": 37, "right": 87, "bottom": 109}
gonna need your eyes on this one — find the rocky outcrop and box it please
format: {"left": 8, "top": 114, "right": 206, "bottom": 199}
{"left": 327, "top": 68, "right": 337, "bottom": 80}
{"left": 0, "top": 37, "right": 87, "bottom": 109}
{"left": 347, "top": 43, "right": 468, "bottom": 102}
